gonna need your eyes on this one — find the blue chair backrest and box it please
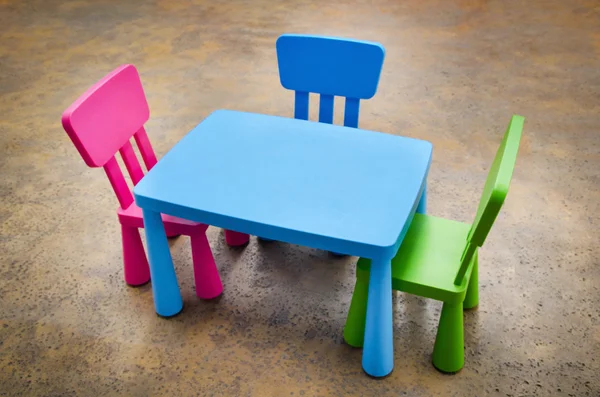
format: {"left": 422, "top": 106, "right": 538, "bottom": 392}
{"left": 276, "top": 34, "right": 386, "bottom": 128}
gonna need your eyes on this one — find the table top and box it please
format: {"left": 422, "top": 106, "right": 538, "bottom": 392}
{"left": 134, "top": 110, "right": 432, "bottom": 258}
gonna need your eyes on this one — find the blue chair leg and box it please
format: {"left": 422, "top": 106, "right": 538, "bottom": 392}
{"left": 362, "top": 256, "right": 394, "bottom": 377}
{"left": 417, "top": 182, "right": 427, "bottom": 214}
{"left": 142, "top": 208, "right": 183, "bottom": 317}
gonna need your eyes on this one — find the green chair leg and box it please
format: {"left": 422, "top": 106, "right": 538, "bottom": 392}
{"left": 432, "top": 302, "right": 464, "bottom": 373}
{"left": 463, "top": 251, "right": 478, "bottom": 310}
{"left": 343, "top": 277, "right": 369, "bottom": 347}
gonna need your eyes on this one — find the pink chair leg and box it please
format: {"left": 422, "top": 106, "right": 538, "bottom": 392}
{"left": 121, "top": 225, "right": 151, "bottom": 286}
{"left": 224, "top": 229, "right": 250, "bottom": 246}
{"left": 190, "top": 232, "right": 223, "bottom": 299}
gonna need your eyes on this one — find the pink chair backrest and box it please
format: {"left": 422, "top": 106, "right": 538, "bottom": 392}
{"left": 62, "top": 64, "right": 158, "bottom": 209}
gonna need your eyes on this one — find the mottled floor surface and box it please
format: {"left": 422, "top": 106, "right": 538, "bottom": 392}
{"left": 1, "top": 0, "right": 599, "bottom": 396}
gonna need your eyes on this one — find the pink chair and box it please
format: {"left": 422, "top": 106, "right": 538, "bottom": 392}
{"left": 61, "top": 64, "right": 223, "bottom": 300}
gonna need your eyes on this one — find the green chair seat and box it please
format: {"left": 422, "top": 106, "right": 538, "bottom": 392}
{"left": 357, "top": 214, "right": 472, "bottom": 305}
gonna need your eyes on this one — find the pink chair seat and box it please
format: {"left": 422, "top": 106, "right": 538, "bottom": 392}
{"left": 117, "top": 203, "right": 208, "bottom": 236}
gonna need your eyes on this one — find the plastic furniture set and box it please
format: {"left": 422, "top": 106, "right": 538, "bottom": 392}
{"left": 61, "top": 34, "right": 524, "bottom": 378}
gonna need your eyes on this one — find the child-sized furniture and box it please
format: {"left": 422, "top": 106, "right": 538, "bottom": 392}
{"left": 133, "top": 109, "right": 432, "bottom": 377}
{"left": 275, "top": 33, "right": 385, "bottom": 128}
{"left": 343, "top": 115, "right": 525, "bottom": 373}
{"left": 61, "top": 64, "right": 223, "bottom": 302}
{"left": 228, "top": 33, "right": 388, "bottom": 246}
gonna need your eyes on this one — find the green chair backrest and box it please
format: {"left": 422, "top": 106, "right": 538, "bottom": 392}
{"left": 454, "top": 115, "right": 525, "bottom": 285}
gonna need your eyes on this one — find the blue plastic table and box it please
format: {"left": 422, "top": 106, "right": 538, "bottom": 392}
{"left": 134, "top": 110, "right": 432, "bottom": 377}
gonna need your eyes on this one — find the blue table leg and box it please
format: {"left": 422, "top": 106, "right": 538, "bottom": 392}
{"left": 362, "top": 256, "right": 394, "bottom": 377}
{"left": 417, "top": 181, "right": 427, "bottom": 214}
{"left": 142, "top": 208, "right": 183, "bottom": 317}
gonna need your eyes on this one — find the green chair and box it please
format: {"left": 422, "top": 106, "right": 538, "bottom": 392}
{"left": 343, "top": 115, "right": 525, "bottom": 373}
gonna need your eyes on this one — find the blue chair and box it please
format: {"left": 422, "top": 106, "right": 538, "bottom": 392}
{"left": 225, "top": 34, "right": 389, "bottom": 247}
{"left": 257, "top": 34, "right": 389, "bottom": 247}
{"left": 276, "top": 33, "right": 386, "bottom": 128}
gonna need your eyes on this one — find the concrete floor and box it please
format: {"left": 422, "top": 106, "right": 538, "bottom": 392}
{"left": 1, "top": 0, "right": 599, "bottom": 396}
